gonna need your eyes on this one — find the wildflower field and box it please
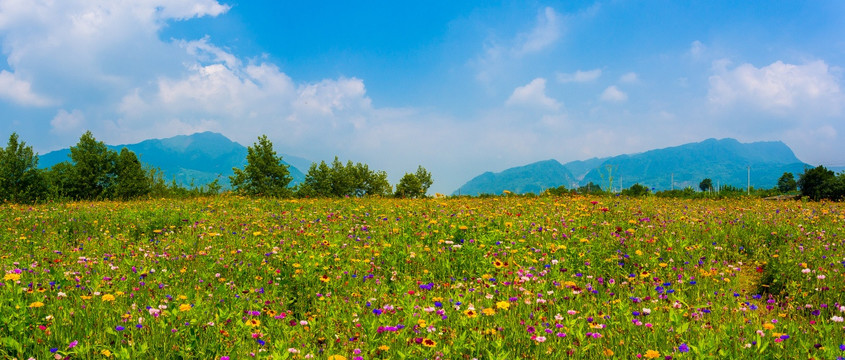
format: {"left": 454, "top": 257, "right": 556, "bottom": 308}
{"left": 1, "top": 196, "right": 844, "bottom": 360}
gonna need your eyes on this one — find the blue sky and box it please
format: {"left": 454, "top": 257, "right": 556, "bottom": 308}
{"left": 1, "top": 1, "right": 844, "bottom": 194}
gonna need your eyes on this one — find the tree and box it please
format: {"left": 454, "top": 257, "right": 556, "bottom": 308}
{"left": 699, "top": 178, "right": 713, "bottom": 192}
{"left": 298, "top": 158, "right": 393, "bottom": 198}
{"left": 797, "top": 166, "right": 837, "bottom": 200}
{"left": 577, "top": 182, "right": 603, "bottom": 194}
{"left": 113, "top": 148, "right": 150, "bottom": 200}
{"left": 0, "top": 133, "right": 47, "bottom": 203}
{"left": 394, "top": 166, "right": 433, "bottom": 198}
{"left": 230, "top": 135, "right": 293, "bottom": 197}
{"left": 395, "top": 173, "right": 423, "bottom": 198}
{"left": 777, "top": 172, "right": 797, "bottom": 193}
{"left": 415, "top": 166, "right": 433, "bottom": 195}
{"left": 622, "top": 183, "right": 650, "bottom": 197}
{"left": 68, "top": 131, "right": 117, "bottom": 200}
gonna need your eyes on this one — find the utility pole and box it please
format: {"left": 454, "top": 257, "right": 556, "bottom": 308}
{"left": 747, "top": 165, "right": 750, "bottom": 195}
{"left": 671, "top": 173, "right": 674, "bottom": 191}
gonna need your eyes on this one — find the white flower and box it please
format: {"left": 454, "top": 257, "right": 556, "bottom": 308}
{"left": 831, "top": 315, "right": 844, "bottom": 323}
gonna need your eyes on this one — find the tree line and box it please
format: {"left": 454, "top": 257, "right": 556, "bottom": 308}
{"left": 0, "top": 132, "right": 432, "bottom": 203}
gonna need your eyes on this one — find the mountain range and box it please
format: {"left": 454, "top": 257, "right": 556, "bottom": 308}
{"left": 38, "top": 132, "right": 308, "bottom": 187}
{"left": 455, "top": 138, "right": 812, "bottom": 195}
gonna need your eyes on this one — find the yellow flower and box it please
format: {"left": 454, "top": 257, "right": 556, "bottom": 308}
{"left": 763, "top": 323, "right": 775, "bottom": 330}
{"left": 101, "top": 349, "right": 113, "bottom": 357}
{"left": 603, "top": 349, "right": 614, "bottom": 356}
{"left": 459, "top": 225, "right": 469, "bottom": 230}
{"left": 245, "top": 319, "right": 261, "bottom": 327}
{"left": 482, "top": 308, "right": 496, "bottom": 316}
{"left": 3, "top": 273, "right": 21, "bottom": 281}
{"left": 378, "top": 345, "right": 390, "bottom": 351}
{"left": 327, "top": 356, "right": 347, "bottom": 360}
{"left": 319, "top": 274, "right": 330, "bottom": 283}
{"left": 644, "top": 350, "right": 660, "bottom": 359}
{"left": 496, "top": 301, "right": 510, "bottom": 310}
{"left": 102, "top": 294, "right": 116, "bottom": 302}
{"left": 29, "top": 301, "right": 44, "bottom": 308}
{"left": 464, "top": 309, "right": 478, "bottom": 318}
{"left": 422, "top": 338, "right": 436, "bottom": 347}
{"left": 179, "top": 304, "right": 191, "bottom": 312}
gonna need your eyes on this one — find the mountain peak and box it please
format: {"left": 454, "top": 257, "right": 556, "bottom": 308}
{"left": 39, "top": 132, "right": 306, "bottom": 188}
{"left": 457, "top": 138, "right": 809, "bottom": 194}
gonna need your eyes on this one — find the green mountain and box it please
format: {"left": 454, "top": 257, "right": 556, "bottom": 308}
{"left": 580, "top": 138, "right": 810, "bottom": 191}
{"left": 563, "top": 157, "right": 609, "bottom": 181}
{"left": 454, "top": 138, "right": 813, "bottom": 194}
{"left": 453, "top": 159, "right": 577, "bottom": 196}
{"left": 39, "top": 132, "right": 307, "bottom": 188}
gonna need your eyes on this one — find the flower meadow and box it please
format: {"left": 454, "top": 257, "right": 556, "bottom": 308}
{"left": 1, "top": 196, "right": 844, "bottom": 359}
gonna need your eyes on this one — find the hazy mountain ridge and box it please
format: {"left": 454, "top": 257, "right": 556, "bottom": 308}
{"left": 455, "top": 138, "right": 813, "bottom": 195}
{"left": 38, "top": 132, "right": 307, "bottom": 188}
{"left": 454, "top": 159, "right": 577, "bottom": 196}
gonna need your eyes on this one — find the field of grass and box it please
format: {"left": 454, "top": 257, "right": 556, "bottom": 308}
{"left": 1, "top": 195, "right": 844, "bottom": 359}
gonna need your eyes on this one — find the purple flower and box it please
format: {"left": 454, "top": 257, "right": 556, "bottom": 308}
{"left": 372, "top": 309, "right": 383, "bottom": 315}
{"left": 678, "top": 343, "right": 690, "bottom": 353}
{"left": 68, "top": 340, "right": 78, "bottom": 349}
{"left": 221, "top": 357, "right": 230, "bottom": 360}
{"left": 116, "top": 326, "right": 125, "bottom": 331}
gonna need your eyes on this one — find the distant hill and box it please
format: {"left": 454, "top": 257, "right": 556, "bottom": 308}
{"left": 580, "top": 138, "right": 810, "bottom": 191}
{"left": 453, "top": 159, "right": 577, "bottom": 196}
{"left": 39, "top": 132, "right": 307, "bottom": 188}
{"left": 454, "top": 138, "right": 813, "bottom": 194}
{"left": 563, "top": 157, "right": 609, "bottom": 181}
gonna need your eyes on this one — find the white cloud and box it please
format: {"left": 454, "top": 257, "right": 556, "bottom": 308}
{"left": 689, "top": 40, "right": 705, "bottom": 58}
{"left": 0, "top": 0, "right": 229, "bottom": 107}
{"left": 708, "top": 60, "right": 842, "bottom": 115}
{"left": 600, "top": 85, "right": 627, "bottom": 102}
{"left": 473, "top": 6, "right": 564, "bottom": 83}
{"left": 557, "top": 69, "right": 601, "bottom": 83}
{"left": 50, "top": 109, "right": 85, "bottom": 133}
{"left": 513, "top": 7, "right": 562, "bottom": 56}
{"left": 505, "top": 78, "right": 561, "bottom": 111}
{"left": 0, "top": 70, "right": 52, "bottom": 106}
{"left": 619, "top": 72, "right": 638, "bottom": 83}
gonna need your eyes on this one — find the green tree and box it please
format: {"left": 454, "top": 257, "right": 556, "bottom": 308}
{"left": 622, "top": 183, "right": 650, "bottom": 197}
{"left": 394, "top": 166, "right": 433, "bottom": 198}
{"left": 797, "top": 166, "right": 837, "bottom": 200}
{"left": 365, "top": 169, "right": 392, "bottom": 196}
{"left": 577, "top": 182, "right": 603, "bottom": 194}
{"left": 0, "top": 133, "right": 47, "bottom": 203}
{"left": 777, "top": 172, "right": 797, "bottom": 193}
{"left": 68, "top": 131, "right": 117, "bottom": 200}
{"left": 298, "top": 158, "right": 393, "bottom": 198}
{"left": 395, "top": 172, "right": 423, "bottom": 198}
{"left": 45, "top": 161, "right": 75, "bottom": 200}
{"left": 113, "top": 148, "right": 150, "bottom": 200}
{"left": 415, "top": 166, "right": 433, "bottom": 196}
{"left": 230, "top": 135, "right": 292, "bottom": 197}
{"left": 299, "top": 161, "right": 332, "bottom": 197}
{"left": 699, "top": 178, "right": 713, "bottom": 192}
